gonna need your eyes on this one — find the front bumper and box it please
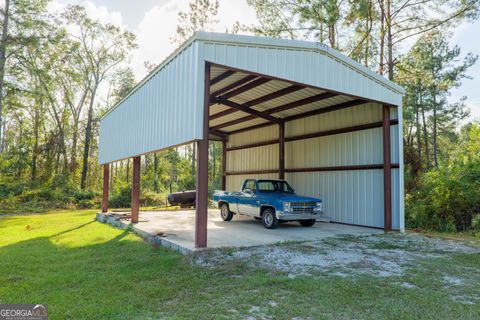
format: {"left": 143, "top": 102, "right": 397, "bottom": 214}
{"left": 276, "top": 210, "right": 326, "bottom": 220}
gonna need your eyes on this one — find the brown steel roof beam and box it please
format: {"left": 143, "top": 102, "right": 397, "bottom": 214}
{"left": 211, "top": 114, "right": 257, "bottom": 130}
{"left": 210, "top": 108, "right": 244, "bottom": 121}
{"left": 208, "top": 62, "right": 400, "bottom": 108}
{"left": 209, "top": 75, "right": 257, "bottom": 98}
{"left": 266, "top": 92, "right": 338, "bottom": 115}
{"left": 211, "top": 91, "right": 338, "bottom": 130}
{"left": 225, "top": 99, "right": 368, "bottom": 134}
{"left": 216, "top": 98, "right": 282, "bottom": 124}
{"left": 285, "top": 164, "right": 400, "bottom": 173}
{"left": 209, "top": 129, "right": 228, "bottom": 141}
{"left": 214, "top": 77, "right": 271, "bottom": 101}
{"left": 209, "top": 84, "right": 305, "bottom": 120}
{"left": 226, "top": 139, "right": 279, "bottom": 151}
{"left": 210, "top": 70, "right": 235, "bottom": 85}
{"left": 248, "top": 84, "right": 306, "bottom": 107}
{"left": 226, "top": 119, "right": 399, "bottom": 150}
{"left": 224, "top": 164, "right": 400, "bottom": 176}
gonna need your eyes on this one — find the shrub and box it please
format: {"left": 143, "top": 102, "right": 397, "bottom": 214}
{"left": 77, "top": 199, "right": 97, "bottom": 209}
{"left": 109, "top": 183, "right": 132, "bottom": 208}
{"left": 0, "top": 181, "right": 101, "bottom": 214}
{"left": 141, "top": 191, "right": 166, "bottom": 207}
{"left": 407, "top": 160, "right": 480, "bottom": 231}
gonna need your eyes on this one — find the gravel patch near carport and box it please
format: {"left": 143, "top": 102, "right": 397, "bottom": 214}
{"left": 194, "top": 232, "right": 479, "bottom": 280}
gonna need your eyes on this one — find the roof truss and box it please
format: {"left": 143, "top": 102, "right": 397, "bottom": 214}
{"left": 208, "top": 64, "right": 382, "bottom": 135}
{"left": 210, "top": 84, "right": 305, "bottom": 121}
{"left": 215, "top": 98, "right": 282, "bottom": 124}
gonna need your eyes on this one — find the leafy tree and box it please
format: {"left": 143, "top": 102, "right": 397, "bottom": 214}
{"left": 407, "top": 123, "right": 480, "bottom": 231}
{"left": 172, "top": 0, "right": 220, "bottom": 44}
{"left": 108, "top": 67, "right": 136, "bottom": 107}
{"left": 63, "top": 5, "right": 136, "bottom": 190}
{"left": 0, "top": 0, "right": 50, "bottom": 151}
{"left": 397, "top": 31, "right": 477, "bottom": 169}
{"left": 247, "top": 0, "right": 479, "bottom": 78}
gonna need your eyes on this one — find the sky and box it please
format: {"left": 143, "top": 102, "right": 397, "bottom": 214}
{"left": 50, "top": 0, "right": 480, "bottom": 121}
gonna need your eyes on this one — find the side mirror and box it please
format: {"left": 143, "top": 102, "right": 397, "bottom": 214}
{"left": 244, "top": 188, "right": 253, "bottom": 195}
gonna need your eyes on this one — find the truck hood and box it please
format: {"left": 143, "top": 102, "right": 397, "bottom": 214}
{"left": 274, "top": 194, "right": 322, "bottom": 202}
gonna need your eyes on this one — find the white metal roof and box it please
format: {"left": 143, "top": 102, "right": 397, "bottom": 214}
{"left": 99, "top": 32, "right": 403, "bottom": 164}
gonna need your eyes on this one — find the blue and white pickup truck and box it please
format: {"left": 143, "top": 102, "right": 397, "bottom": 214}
{"left": 213, "top": 179, "right": 325, "bottom": 229}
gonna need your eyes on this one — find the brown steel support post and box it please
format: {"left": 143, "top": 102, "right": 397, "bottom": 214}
{"left": 102, "top": 164, "right": 109, "bottom": 213}
{"left": 195, "top": 62, "right": 210, "bottom": 248}
{"left": 383, "top": 105, "right": 392, "bottom": 231}
{"left": 221, "top": 139, "right": 227, "bottom": 190}
{"left": 131, "top": 156, "right": 140, "bottom": 223}
{"left": 279, "top": 121, "right": 285, "bottom": 179}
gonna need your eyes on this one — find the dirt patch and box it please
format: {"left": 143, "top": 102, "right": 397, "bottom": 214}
{"left": 194, "top": 233, "right": 479, "bottom": 279}
{"left": 443, "top": 275, "right": 464, "bottom": 287}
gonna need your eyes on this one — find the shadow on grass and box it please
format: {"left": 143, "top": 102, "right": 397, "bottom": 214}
{"left": 0, "top": 224, "right": 195, "bottom": 318}
{"left": 1, "top": 214, "right": 479, "bottom": 320}
{"left": 48, "top": 220, "right": 97, "bottom": 238}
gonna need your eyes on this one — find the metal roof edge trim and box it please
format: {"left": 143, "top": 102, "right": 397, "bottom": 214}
{"left": 195, "top": 32, "right": 405, "bottom": 95}
{"left": 101, "top": 31, "right": 404, "bottom": 121}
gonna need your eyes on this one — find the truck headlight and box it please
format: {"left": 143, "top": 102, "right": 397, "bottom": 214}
{"left": 315, "top": 202, "right": 323, "bottom": 211}
{"left": 283, "top": 202, "right": 291, "bottom": 212}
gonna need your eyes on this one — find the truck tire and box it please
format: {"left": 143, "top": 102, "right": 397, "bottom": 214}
{"left": 262, "top": 208, "right": 278, "bottom": 229}
{"left": 220, "top": 203, "right": 233, "bottom": 221}
{"left": 299, "top": 219, "right": 316, "bottom": 227}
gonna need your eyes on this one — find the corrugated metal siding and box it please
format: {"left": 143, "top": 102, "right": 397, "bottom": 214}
{"left": 98, "top": 32, "right": 404, "bottom": 229}
{"left": 286, "top": 171, "right": 385, "bottom": 227}
{"left": 100, "top": 34, "right": 402, "bottom": 163}
{"left": 228, "top": 125, "right": 278, "bottom": 148}
{"left": 225, "top": 102, "right": 401, "bottom": 229}
{"left": 391, "top": 168, "right": 400, "bottom": 230}
{"left": 201, "top": 40, "right": 402, "bottom": 106}
{"left": 98, "top": 42, "right": 203, "bottom": 164}
{"left": 227, "top": 144, "right": 278, "bottom": 172}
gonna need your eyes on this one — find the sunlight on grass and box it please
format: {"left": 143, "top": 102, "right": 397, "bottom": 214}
{"left": 1, "top": 210, "right": 479, "bottom": 319}
{"left": 0, "top": 210, "right": 140, "bottom": 248}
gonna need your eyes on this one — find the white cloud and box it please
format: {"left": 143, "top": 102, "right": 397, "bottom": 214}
{"left": 50, "top": 0, "right": 258, "bottom": 80}
{"left": 49, "top": 0, "right": 126, "bottom": 29}
{"left": 81, "top": 1, "right": 125, "bottom": 28}
{"left": 131, "top": 0, "right": 258, "bottom": 79}
{"left": 131, "top": 0, "right": 186, "bottom": 79}
{"left": 217, "top": 0, "right": 258, "bottom": 32}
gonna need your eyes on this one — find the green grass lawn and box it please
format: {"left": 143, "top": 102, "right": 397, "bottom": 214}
{"left": 0, "top": 210, "right": 479, "bottom": 319}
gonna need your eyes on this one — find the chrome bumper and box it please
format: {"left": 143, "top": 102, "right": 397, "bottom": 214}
{"left": 276, "top": 210, "right": 326, "bottom": 220}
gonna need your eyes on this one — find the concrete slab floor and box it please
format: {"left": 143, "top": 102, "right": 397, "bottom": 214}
{"left": 97, "top": 210, "right": 384, "bottom": 253}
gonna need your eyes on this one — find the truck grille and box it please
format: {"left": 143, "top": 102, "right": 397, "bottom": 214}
{"left": 290, "top": 202, "right": 316, "bottom": 207}
{"left": 292, "top": 207, "right": 314, "bottom": 213}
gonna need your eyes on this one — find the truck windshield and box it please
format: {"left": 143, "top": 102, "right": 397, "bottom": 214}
{"left": 257, "top": 180, "right": 295, "bottom": 194}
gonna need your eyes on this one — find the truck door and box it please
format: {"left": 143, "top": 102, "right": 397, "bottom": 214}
{"left": 237, "top": 180, "right": 257, "bottom": 216}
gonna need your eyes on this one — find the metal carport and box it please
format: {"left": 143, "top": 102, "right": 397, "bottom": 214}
{"left": 98, "top": 32, "right": 405, "bottom": 248}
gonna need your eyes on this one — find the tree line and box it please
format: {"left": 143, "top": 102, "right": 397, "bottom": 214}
{"left": 0, "top": 0, "right": 223, "bottom": 212}
{"left": 1, "top": 0, "right": 479, "bottom": 231}
{"left": 245, "top": 0, "right": 480, "bottom": 231}
{"left": 0, "top": 1, "right": 134, "bottom": 188}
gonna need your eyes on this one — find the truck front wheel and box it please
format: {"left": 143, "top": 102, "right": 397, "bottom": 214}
{"left": 220, "top": 203, "right": 233, "bottom": 221}
{"left": 262, "top": 208, "right": 278, "bottom": 229}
